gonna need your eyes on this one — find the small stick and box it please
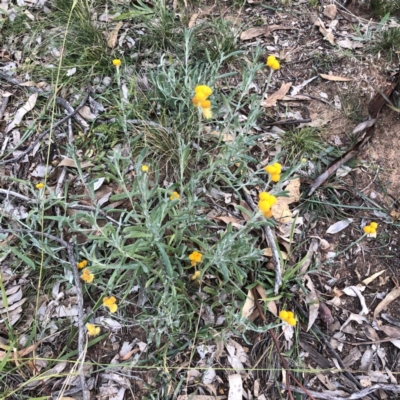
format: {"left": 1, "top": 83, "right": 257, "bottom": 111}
{"left": 0, "top": 92, "right": 90, "bottom": 165}
{"left": 0, "top": 228, "right": 88, "bottom": 400}
{"left": 241, "top": 189, "right": 282, "bottom": 294}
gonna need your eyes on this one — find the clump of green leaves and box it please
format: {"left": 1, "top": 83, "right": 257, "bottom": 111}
{"left": 369, "top": 0, "right": 400, "bottom": 18}
{"left": 371, "top": 27, "right": 400, "bottom": 61}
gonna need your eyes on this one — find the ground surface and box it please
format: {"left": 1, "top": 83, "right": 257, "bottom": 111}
{"left": 1, "top": 0, "right": 400, "bottom": 399}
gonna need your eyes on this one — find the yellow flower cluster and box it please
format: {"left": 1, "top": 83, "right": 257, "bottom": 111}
{"left": 258, "top": 192, "right": 277, "bottom": 218}
{"left": 86, "top": 323, "right": 100, "bottom": 337}
{"left": 189, "top": 251, "right": 202, "bottom": 266}
{"left": 265, "top": 162, "right": 282, "bottom": 182}
{"left": 279, "top": 310, "right": 296, "bottom": 326}
{"left": 36, "top": 183, "right": 45, "bottom": 189}
{"left": 141, "top": 165, "right": 149, "bottom": 172}
{"left": 191, "top": 270, "right": 201, "bottom": 281}
{"left": 81, "top": 268, "right": 94, "bottom": 283}
{"left": 363, "top": 222, "right": 378, "bottom": 235}
{"left": 112, "top": 59, "right": 121, "bottom": 67}
{"left": 192, "top": 85, "right": 213, "bottom": 119}
{"left": 77, "top": 260, "right": 88, "bottom": 269}
{"left": 103, "top": 296, "right": 118, "bottom": 313}
{"left": 170, "top": 191, "right": 180, "bottom": 200}
{"left": 266, "top": 55, "right": 280, "bottom": 70}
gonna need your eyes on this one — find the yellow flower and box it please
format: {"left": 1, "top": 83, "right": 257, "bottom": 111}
{"left": 279, "top": 310, "right": 296, "bottom": 326}
{"left": 103, "top": 296, "right": 118, "bottom": 313}
{"left": 200, "top": 100, "right": 211, "bottom": 108}
{"left": 189, "top": 251, "right": 202, "bottom": 266}
{"left": 195, "top": 85, "right": 213, "bottom": 97}
{"left": 112, "top": 59, "right": 121, "bottom": 67}
{"left": 265, "top": 162, "right": 282, "bottom": 182}
{"left": 363, "top": 222, "right": 378, "bottom": 235}
{"left": 86, "top": 323, "right": 100, "bottom": 337}
{"left": 170, "top": 191, "right": 180, "bottom": 200}
{"left": 81, "top": 268, "right": 94, "bottom": 283}
{"left": 77, "top": 260, "right": 88, "bottom": 269}
{"left": 191, "top": 270, "right": 201, "bottom": 281}
{"left": 202, "top": 107, "right": 212, "bottom": 119}
{"left": 141, "top": 165, "right": 149, "bottom": 172}
{"left": 35, "top": 183, "right": 45, "bottom": 189}
{"left": 258, "top": 192, "right": 277, "bottom": 218}
{"left": 266, "top": 55, "right": 280, "bottom": 70}
{"left": 301, "top": 158, "right": 307, "bottom": 163}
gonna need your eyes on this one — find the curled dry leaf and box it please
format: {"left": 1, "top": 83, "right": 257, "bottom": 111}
{"left": 305, "top": 274, "right": 319, "bottom": 331}
{"left": 271, "top": 178, "right": 300, "bottom": 224}
{"left": 319, "top": 73, "right": 352, "bottom": 82}
{"left": 318, "top": 302, "right": 334, "bottom": 325}
{"left": 314, "top": 18, "right": 335, "bottom": 45}
{"left": 374, "top": 288, "right": 400, "bottom": 320}
{"left": 326, "top": 218, "right": 353, "bottom": 234}
{"left": 107, "top": 21, "right": 123, "bottom": 48}
{"left": 323, "top": 4, "right": 337, "bottom": 19}
{"left": 240, "top": 24, "right": 293, "bottom": 41}
{"left": 6, "top": 93, "right": 38, "bottom": 133}
{"left": 262, "top": 82, "right": 293, "bottom": 108}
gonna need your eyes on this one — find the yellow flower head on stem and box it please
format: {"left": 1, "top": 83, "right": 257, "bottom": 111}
{"left": 103, "top": 296, "right": 118, "bottom": 313}
{"left": 189, "top": 251, "right": 202, "bottom": 266}
{"left": 258, "top": 192, "right": 277, "bottom": 218}
{"left": 266, "top": 55, "right": 280, "bottom": 70}
{"left": 191, "top": 270, "right": 201, "bottom": 281}
{"left": 279, "top": 310, "right": 296, "bottom": 326}
{"left": 265, "top": 162, "right": 282, "bottom": 182}
{"left": 86, "top": 323, "right": 100, "bottom": 337}
{"left": 141, "top": 165, "right": 149, "bottom": 172}
{"left": 363, "top": 222, "right": 378, "bottom": 236}
{"left": 77, "top": 260, "right": 88, "bottom": 269}
{"left": 202, "top": 107, "right": 212, "bottom": 119}
{"left": 81, "top": 268, "right": 94, "bottom": 283}
{"left": 195, "top": 85, "right": 213, "bottom": 97}
{"left": 170, "top": 191, "right": 180, "bottom": 200}
{"left": 112, "top": 59, "right": 121, "bottom": 67}
{"left": 36, "top": 183, "right": 45, "bottom": 189}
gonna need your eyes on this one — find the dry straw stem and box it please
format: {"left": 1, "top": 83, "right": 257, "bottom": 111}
{"left": 0, "top": 228, "right": 88, "bottom": 399}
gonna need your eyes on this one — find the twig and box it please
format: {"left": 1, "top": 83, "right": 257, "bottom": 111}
{"left": 0, "top": 91, "right": 90, "bottom": 165}
{"left": 0, "top": 72, "right": 89, "bottom": 132}
{"left": 284, "top": 383, "right": 400, "bottom": 400}
{"left": 241, "top": 189, "right": 282, "bottom": 294}
{"left": 0, "top": 188, "right": 37, "bottom": 203}
{"left": 293, "top": 299, "right": 379, "bottom": 400}
{"left": 262, "top": 118, "right": 311, "bottom": 127}
{"left": 0, "top": 95, "right": 9, "bottom": 120}
{"left": 251, "top": 288, "right": 316, "bottom": 400}
{"left": 0, "top": 228, "right": 88, "bottom": 400}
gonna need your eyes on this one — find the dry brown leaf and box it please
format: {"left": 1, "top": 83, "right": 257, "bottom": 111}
{"left": 188, "top": 13, "right": 199, "bottom": 28}
{"left": 262, "top": 82, "right": 292, "bottom": 107}
{"left": 390, "top": 210, "right": 400, "bottom": 220}
{"left": 314, "top": 18, "right": 335, "bottom": 45}
{"left": 374, "top": 288, "right": 400, "bottom": 320}
{"left": 362, "top": 270, "right": 385, "bottom": 286}
{"left": 6, "top": 93, "right": 38, "bottom": 133}
{"left": 240, "top": 24, "right": 293, "bottom": 41}
{"left": 263, "top": 247, "right": 287, "bottom": 260}
{"left": 209, "top": 130, "right": 234, "bottom": 142}
{"left": 107, "top": 21, "right": 123, "bottom": 48}
{"left": 214, "top": 215, "right": 243, "bottom": 228}
{"left": 78, "top": 105, "right": 96, "bottom": 121}
{"left": 239, "top": 200, "right": 252, "bottom": 221}
{"left": 241, "top": 289, "right": 256, "bottom": 319}
{"left": 379, "top": 325, "right": 400, "bottom": 338}
{"left": 305, "top": 275, "right": 319, "bottom": 331}
{"left": 318, "top": 302, "right": 334, "bottom": 324}
{"left": 320, "top": 73, "right": 352, "bottom": 82}
{"left": 257, "top": 287, "right": 277, "bottom": 317}
{"left": 324, "top": 4, "right": 337, "bottom": 19}
{"left": 58, "top": 158, "right": 94, "bottom": 169}
{"left": 271, "top": 178, "right": 300, "bottom": 223}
